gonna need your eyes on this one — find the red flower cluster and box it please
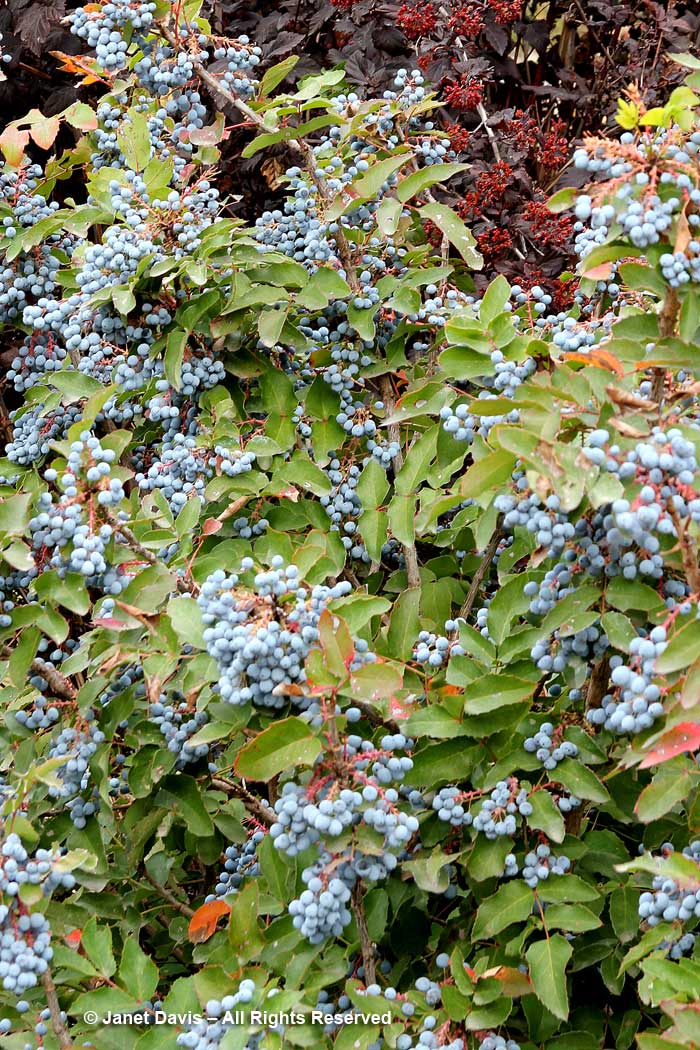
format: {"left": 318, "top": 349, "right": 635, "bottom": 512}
{"left": 508, "top": 109, "right": 538, "bottom": 153}
{"left": 521, "top": 271, "right": 577, "bottom": 312}
{"left": 476, "top": 226, "right": 513, "bottom": 259}
{"left": 330, "top": 0, "right": 356, "bottom": 8}
{"left": 537, "top": 120, "right": 569, "bottom": 172}
{"left": 457, "top": 162, "right": 513, "bottom": 216}
{"left": 522, "top": 200, "right": 574, "bottom": 250}
{"left": 444, "top": 74, "right": 485, "bottom": 111}
{"left": 490, "top": 0, "right": 523, "bottom": 23}
{"left": 422, "top": 219, "right": 444, "bottom": 248}
{"left": 448, "top": 4, "right": 485, "bottom": 37}
{"left": 445, "top": 122, "right": 471, "bottom": 152}
{"left": 396, "top": 2, "right": 438, "bottom": 39}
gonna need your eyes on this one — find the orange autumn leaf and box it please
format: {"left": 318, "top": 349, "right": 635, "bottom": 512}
{"left": 50, "top": 52, "right": 105, "bottom": 85}
{"left": 188, "top": 899, "right": 231, "bottom": 944}
{"left": 65, "top": 929, "right": 82, "bottom": 947}
{"left": 564, "top": 349, "right": 624, "bottom": 376}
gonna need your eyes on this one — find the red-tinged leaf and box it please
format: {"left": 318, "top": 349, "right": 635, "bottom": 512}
{"left": 28, "top": 114, "right": 61, "bottom": 151}
{"left": 481, "top": 965, "right": 532, "bottom": 996}
{"left": 92, "top": 617, "right": 125, "bottom": 629}
{"left": 390, "top": 696, "right": 415, "bottom": 720}
{"left": 64, "top": 101, "right": 99, "bottom": 132}
{"left": 202, "top": 517, "right": 223, "bottom": 536}
{"left": 65, "top": 929, "right": 82, "bottom": 947}
{"left": 188, "top": 900, "right": 231, "bottom": 944}
{"left": 639, "top": 722, "right": 700, "bottom": 769}
{"left": 188, "top": 114, "right": 225, "bottom": 146}
{"left": 582, "top": 262, "right": 614, "bottom": 280}
{"left": 279, "top": 486, "right": 299, "bottom": 502}
{"left": 0, "top": 127, "right": 31, "bottom": 166}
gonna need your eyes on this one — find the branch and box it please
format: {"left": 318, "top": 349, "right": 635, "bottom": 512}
{"left": 144, "top": 870, "right": 195, "bottom": 918}
{"left": 351, "top": 883, "right": 376, "bottom": 986}
{"left": 210, "top": 777, "right": 276, "bottom": 825}
{"left": 31, "top": 658, "right": 77, "bottom": 701}
{"left": 105, "top": 512, "right": 194, "bottom": 594}
{"left": 457, "top": 525, "right": 502, "bottom": 623}
{"left": 349, "top": 698, "right": 400, "bottom": 733}
{"left": 41, "top": 969, "right": 73, "bottom": 1050}
{"left": 475, "top": 102, "right": 502, "bottom": 164}
{"left": 584, "top": 654, "right": 610, "bottom": 714}
{"left": 379, "top": 376, "right": 421, "bottom": 589}
{"left": 651, "top": 286, "right": 680, "bottom": 402}
{"left": 667, "top": 499, "right": 700, "bottom": 594}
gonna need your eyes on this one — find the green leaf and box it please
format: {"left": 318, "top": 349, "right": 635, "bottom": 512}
{"left": 164, "top": 329, "right": 187, "bottom": 391}
{"left": 542, "top": 904, "right": 602, "bottom": 933}
{"left": 526, "top": 934, "right": 572, "bottom": 1021}
{"left": 610, "top": 887, "right": 639, "bottom": 943}
{"left": 388, "top": 492, "right": 415, "bottom": 546}
{"left": 554, "top": 758, "right": 610, "bottom": 803}
{"left": 528, "top": 790, "right": 566, "bottom": 843}
{"left": 473, "top": 881, "right": 534, "bottom": 939}
{"left": 116, "top": 109, "right": 151, "bottom": 170}
{"left": 634, "top": 766, "right": 692, "bottom": 822}
{"left": 118, "top": 939, "right": 159, "bottom": 1001}
{"left": 81, "top": 918, "right": 117, "bottom": 978}
{"left": 234, "top": 717, "right": 322, "bottom": 780}
{"left": 394, "top": 428, "right": 437, "bottom": 495}
{"left": 460, "top": 450, "right": 516, "bottom": 499}
{"left": 155, "top": 775, "right": 214, "bottom": 836}
{"left": 356, "top": 458, "right": 390, "bottom": 509}
{"left": 420, "top": 202, "right": 483, "bottom": 267}
{"left": 259, "top": 55, "right": 299, "bottom": 96}
{"left": 396, "top": 163, "right": 470, "bottom": 203}
{"left": 404, "top": 850, "right": 452, "bottom": 892}
{"left": 480, "top": 275, "right": 511, "bottom": 326}
{"left": 376, "top": 197, "right": 403, "bottom": 236}
{"left": 167, "top": 596, "right": 206, "bottom": 649}
{"left": 387, "top": 588, "right": 421, "bottom": 660}
{"left": 0, "top": 492, "right": 31, "bottom": 536}
{"left": 258, "top": 307, "right": 288, "bottom": 347}
{"left": 546, "top": 186, "right": 577, "bottom": 213}
{"left": 655, "top": 618, "right": 700, "bottom": 674}
{"left": 462, "top": 674, "right": 533, "bottom": 715}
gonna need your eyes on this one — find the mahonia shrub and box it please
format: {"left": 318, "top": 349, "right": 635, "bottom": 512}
{"left": 2, "top": 4, "right": 700, "bottom": 1050}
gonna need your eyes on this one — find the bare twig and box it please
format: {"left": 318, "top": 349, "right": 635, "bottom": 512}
{"left": 144, "top": 870, "right": 195, "bottom": 919}
{"left": 651, "top": 286, "right": 680, "bottom": 402}
{"left": 41, "top": 969, "right": 73, "bottom": 1050}
{"left": 349, "top": 698, "right": 400, "bottom": 733}
{"left": 211, "top": 777, "right": 276, "bottom": 825}
{"left": 456, "top": 525, "right": 502, "bottom": 623}
{"left": 667, "top": 500, "right": 700, "bottom": 594}
{"left": 351, "top": 883, "right": 376, "bottom": 986}
{"left": 475, "top": 102, "right": 502, "bottom": 164}
{"left": 105, "top": 512, "right": 194, "bottom": 595}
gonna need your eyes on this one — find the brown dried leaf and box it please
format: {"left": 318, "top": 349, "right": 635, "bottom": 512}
{"left": 605, "top": 384, "right": 657, "bottom": 412}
